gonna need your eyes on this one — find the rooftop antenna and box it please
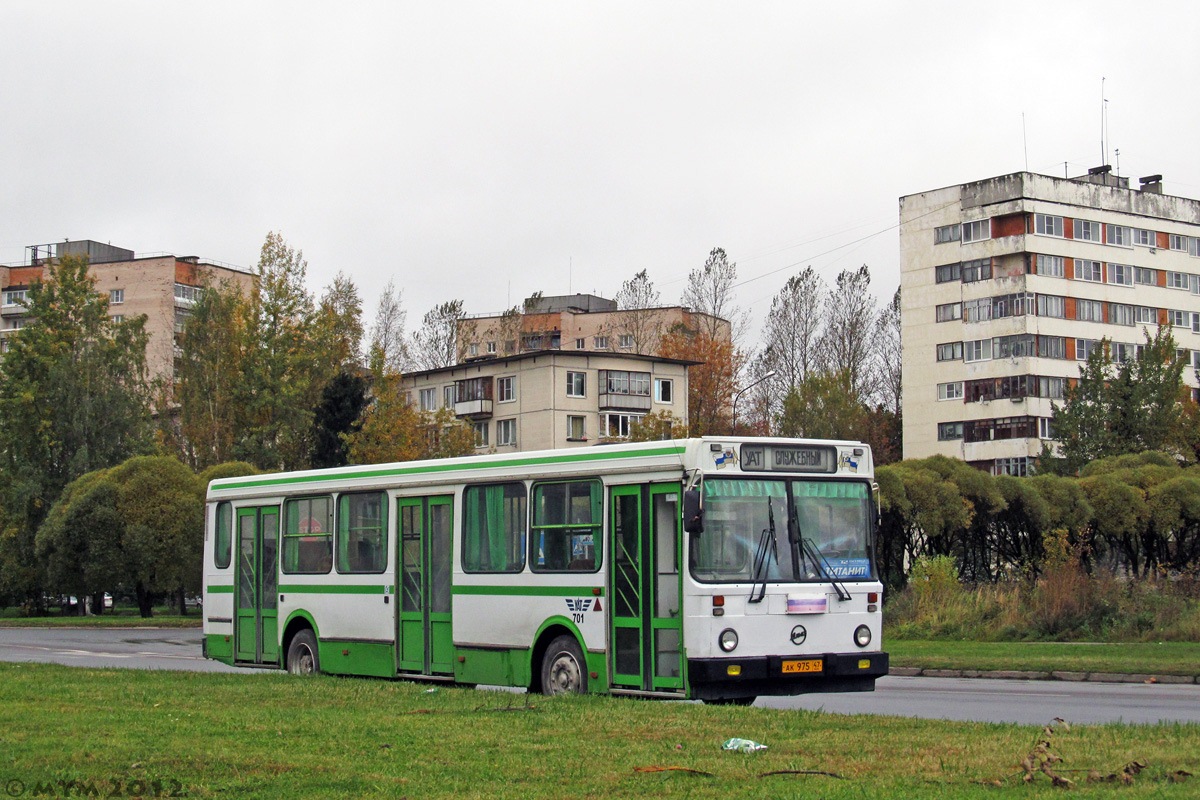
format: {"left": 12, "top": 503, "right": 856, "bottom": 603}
{"left": 1022, "top": 112, "right": 1028, "bottom": 171}
{"left": 1100, "top": 77, "right": 1108, "bottom": 166}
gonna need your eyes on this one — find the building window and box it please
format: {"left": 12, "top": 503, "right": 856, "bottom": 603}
{"left": 462, "top": 483, "right": 526, "bottom": 573}
{"left": 1170, "top": 234, "right": 1189, "bottom": 252}
{"left": 1169, "top": 309, "right": 1190, "bottom": 328}
{"left": 1136, "top": 306, "right": 1157, "bottom": 324}
{"left": 938, "top": 381, "right": 963, "bottom": 401}
{"left": 575, "top": 338, "right": 585, "bottom": 349}
{"left": 654, "top": 377, "right": 673, "bottom": 403}
{"left": 2, "top": 289, "right": 27, "bottom": 306}
{"left": 992, "top": 334, "right": 1034, "bottom": 359}
{"left": 936, "top": 302, "right": 963, "bottom": 322}
{"left": 1110, "top": 303, "right": 1135, "bottom": 326}
{"left": 419, "top": 388, "right": 437, "bottom": 411}
{"left": 935, "top": 224, "right": 960, "bottom": 244}
{"left": 1167, "top": 271, "right": 1189, "bottom": 290}
{"left": 567, "top": 415, "right": 586, "bottom": 441}
{"left": 963, "top": 298, "right": 990, "bottom": 323}
{"left": 961, "top": 258, "right": 992, "bottom": 283}
{"left": 935, "top": 262, "right": 962, "bottom": 283}
{"left": 1038, "top": 376, "right": 1065, "bottom": 399}
{"left": 496, "top": 418, "right": 517, "bottom": 446}
{"left": 566, "top": 371, "right": 586, "bottom": 397}
{"left": 1108, "top": 264, "right": 1133, "bottom": 286}
{"left": 473, "top": 421, "right": 489, "bottom": 447}
{"left": 1106, "top": 224, "right": 1131, "bottom": 247}
{"left": 111, "top": 314, "right": 125, "bottom": 323}
{"left": 964, "top": 339, "right": 991, "bottom": 363}
{"left": 599, "top": 370, "right": 651, "bottom": 396}
{"left": 1035, "top": 214, "right": 1064, "bottom": 237}
{"left": 456, "top": 377, "right": 493, "bottom": 403}
{"left": 443, "top": 385, "right": 455, "bottom": 408}
{"left": 936, "top": 341, "right": 963, "bottom": 362}
{"left": 961, "top": 219, "right": 990, "bottom": 243}
{"left": 1076, "top": 338, "right": 1101, "bottom": 361}
{"left": 497, "top": 376, "right": 515, "bottom": 402}
{"left": 593, "top": 335, "right": 609, "bottom": 349}
{"left": 1036, "top": 294, "right": 1065, "bottom": 318}
{"left": 1039, "top": 418, "right": 1056, "bottom": 440}
{"left": 174, "top": 283, "right": 203, "bottom": 304}
{"left": 1036, "top": 254, "right": 1064, "bottom": 278}
{"left": 468, "top": 343, "right": 479, "bottom": 357}
{"left": 994, "top": 457, "right": 1029, "bottom": 477}
{"left": 1134, "top": 267, "right": 1158, "bottom": 285}
{"left": 1076, "top": 299, "right": 1103, "bottom": 322}
{"left": 937, "top": 422, "right": 964, "bottom": 441}
{"left": 601, "top": 413, "right": 641, "bottom": 439}
{"left": 109, "top": 289, "right": 124, "bottom": 304}
{"left": 618, "top": 334, "right": 634, "bottom": 349}
{"left": 486, "top": 341, "right": 497, "bottom": 354}
{"left": 1073, "top": 219, "right": 1101, "bottom": 242}
{"left": 1039, "top": 336, "right": 1066, "bottom": 359}
{"left": 1112, "top": 342, "right": 1136, "bottom": 363}
{"left": 1134, "top": 229, "right": 1156, "bottom": 247}
{"left": 1076, "top": 260, "right": 1102, "bottom": 282}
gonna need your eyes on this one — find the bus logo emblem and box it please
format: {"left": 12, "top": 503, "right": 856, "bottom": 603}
{"left": 565, "top": 599, "right": 593, "bottom": 613}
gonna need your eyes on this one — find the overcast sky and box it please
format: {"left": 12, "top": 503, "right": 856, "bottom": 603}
{"left": 3, "top": 2, "right": 1197, "bottom": 344}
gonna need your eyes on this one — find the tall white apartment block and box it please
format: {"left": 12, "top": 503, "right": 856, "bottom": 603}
{"left": 900, "top": 170, "right": 1200, "bottom": 475}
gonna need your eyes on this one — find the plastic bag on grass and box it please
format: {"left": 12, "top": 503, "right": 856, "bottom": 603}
{"left": 722, "top": 737, "right": 768, "bottom": 753}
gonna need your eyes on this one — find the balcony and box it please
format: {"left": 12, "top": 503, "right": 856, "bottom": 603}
{"left": 454, "top": 399, "right": 493, "bottom": 418}
{"left": 598, "top": 392, "right": 651, "bottom": 412}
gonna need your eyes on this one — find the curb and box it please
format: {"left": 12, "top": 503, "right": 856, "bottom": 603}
{"left": 889, "top": 667, "right": 1197, "bottom": 684}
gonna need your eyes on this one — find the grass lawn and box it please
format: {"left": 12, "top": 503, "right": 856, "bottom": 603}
{"left": 0, "top": 614, "right": 200, "bottom": 629}
{"left": 887, "top": 639, "right": 1200, "bottom": 678}
{"left": 1, "top": 662, "right": 1197, "bottom": 799}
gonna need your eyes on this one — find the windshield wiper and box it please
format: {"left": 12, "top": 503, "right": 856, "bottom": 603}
{"left": 801, "top": 536, "right": 851, "bottom": 601}
{"left": 748, "top": 497, "right": 779, "bottom": 604}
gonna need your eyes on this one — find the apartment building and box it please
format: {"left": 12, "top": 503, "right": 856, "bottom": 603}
{"left": 900, "top": 169, "right": 1200, "bottom": 475}
{"left": 402, "top": 350, "right": 695, "bottom": 453}
{"left": 2, "top": 239, "right": 254, "bottom": 384}
{"left": 457, "top": 293, "right": 730, "bottom": 361}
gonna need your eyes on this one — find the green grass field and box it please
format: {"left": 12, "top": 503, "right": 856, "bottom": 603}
{"left": 1, "top": 662, "right": 1197, "bottom": 799}
{"left": 887, "top": 640, "right": 1200, "bottom": 678}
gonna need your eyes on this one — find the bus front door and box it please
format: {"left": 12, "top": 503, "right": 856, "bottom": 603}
{"left": 397, "top": 495, "right": 454, "bottom": 676}
{"left": 235, "top": 505, "right": 279, "bottom": 665}
{"left": 610, "top": 484, "right": 683, "bottom": 692}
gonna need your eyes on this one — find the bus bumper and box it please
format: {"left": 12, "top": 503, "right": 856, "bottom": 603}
{"left": 687, "top": 651, "right": 889, "bottom": 701}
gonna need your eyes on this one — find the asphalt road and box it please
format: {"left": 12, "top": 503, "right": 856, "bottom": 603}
{"left": 3, "top": 628, "right": 1198, "bottom": 725}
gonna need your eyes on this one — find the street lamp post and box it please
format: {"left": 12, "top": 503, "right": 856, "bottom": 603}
{"left": 731, "top": 370, "right": 777, "bottom": 434}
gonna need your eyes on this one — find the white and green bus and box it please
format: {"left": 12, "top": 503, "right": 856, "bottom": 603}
{"left": 202, "top": 437, "right": 888, "bottom": 703}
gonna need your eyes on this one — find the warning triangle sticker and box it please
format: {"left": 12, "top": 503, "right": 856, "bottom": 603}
{"left": 593, "top": 598, "right": 602, "bottom": 612}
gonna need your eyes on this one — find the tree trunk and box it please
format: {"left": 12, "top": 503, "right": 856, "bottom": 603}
{"left": 135, "top": 582, "right": 154, "bottom": 618}
{"left": 177, "top": 587, "right": 187, "bottom": 616}
{"left": 92, "top": 592, "right": 104, "bottom": 616}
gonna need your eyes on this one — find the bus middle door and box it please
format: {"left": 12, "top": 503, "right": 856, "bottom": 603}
{"left": 397, "top": 495, "right": 454, "bottom": 676}
{"left": 235, "top": 505, "right": 279, "bottom": 665}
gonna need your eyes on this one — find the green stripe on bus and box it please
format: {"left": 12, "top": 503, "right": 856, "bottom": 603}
{"left": 207, "top": 585, "right": 234, "bottom": 593}
{"left": 211, "top": 443, "right": 688, "bottom": 491}
{"left": 278, "top": 584, "right": 390, "bottom": 595}
{"left": 453, "top": 585, "right": 603, "bottom": 597}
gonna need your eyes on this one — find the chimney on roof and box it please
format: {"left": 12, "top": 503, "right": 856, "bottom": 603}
{"left": 1139, "top": 174, "right": 1163, "bottom": 194}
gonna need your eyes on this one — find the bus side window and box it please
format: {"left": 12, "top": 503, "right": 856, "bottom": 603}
{"left": 337, "top": 492, "right": 388, "bottom": 574}
{"left": 530, "top": 480, "right": 600, "bottom": 573}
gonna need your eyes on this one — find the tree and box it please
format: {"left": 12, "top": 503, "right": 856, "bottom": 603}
{"left": 310, "top": 370, "right": 369, "bottom": 469}
{"left": 682, "top": 247, "right": 745, "bottom": 341}
{"left": 368, "top": 278, "right": 409, "bottom": 374}
{"left": 1045, "top": 327, "right": 1187, "bottom": 474}
{"left": 614, "top": 269, "right": 664, "bottom": 354}
{"left": 0, "top": 255, "right": 154, "bottom": 609}
{"left": 777, "top": 369, "right": 868, "bottom": 441}
{"left": 872, "top": 287, "right": 903, "bottom": 415}
{"left": 818, "top": 264, "right": 877, "bottom": 399}
{"left": 412, "top": 300, "right": 465, "bottom": 370}
{"left": 658, "top": 322, "right": 741, "bottom": 436}
{"left": 35, "top": 469, "right": 124, "bottom": 616}
{"left": 315, "top": 271, "right": 364, "bottom": 372}
{"left": 346, "top": 376, "right": 473, "bottom": 464}
{"left": 760, "top": 267, "right": 825, "bottom": 395}
{"left": 629, "top": 410, "right": 687, "bottom": 442}
{"left": 237, "top": 232, "right": 324, "bottom": 471}
{"left": 176, "top": 277, "right": 250, "bottom": 469}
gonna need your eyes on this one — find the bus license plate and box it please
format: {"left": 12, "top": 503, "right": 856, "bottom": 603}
{"left": 781, "top": 658, "right": 822, "bottom": 674}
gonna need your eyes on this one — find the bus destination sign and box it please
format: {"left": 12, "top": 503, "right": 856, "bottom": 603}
{"left": 740, "top": 445, "right": 836, "bottom": 473}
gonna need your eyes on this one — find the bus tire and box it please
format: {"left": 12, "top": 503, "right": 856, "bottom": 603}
{"left": 286, "top": 629, "right": 320, "bottom": 676}
{"left": 541, "top": 635, "right": 587, "bottom": 696}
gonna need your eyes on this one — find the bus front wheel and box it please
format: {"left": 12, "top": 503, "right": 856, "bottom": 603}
{"left": 541, "top": 635, "right": 588, "bottom": 696}
{"left": 287, "top": 629, "right": 320, "bottom": 675}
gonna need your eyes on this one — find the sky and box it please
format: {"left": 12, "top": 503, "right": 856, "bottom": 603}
{"left": 3, "top": 1, "right": 1198, "bottom": 346}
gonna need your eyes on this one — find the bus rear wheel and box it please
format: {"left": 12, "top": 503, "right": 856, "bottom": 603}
{"left": 541, "top": 635, "right": 587, "bottom": 696}
{"left": 287, "top": 629, "right": 320, "bottom": 675}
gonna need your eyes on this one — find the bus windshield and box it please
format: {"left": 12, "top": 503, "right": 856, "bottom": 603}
{"left": 689, "top": 477, "right": 874, "bottom": 584}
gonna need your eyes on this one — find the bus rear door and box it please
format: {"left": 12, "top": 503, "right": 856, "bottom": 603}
{"left": 235, "top": 505, "right": 279, "bottom": 665}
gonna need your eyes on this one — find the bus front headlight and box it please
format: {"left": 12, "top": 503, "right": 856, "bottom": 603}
{"left": 718, "top": 628, "right": 739, "bottom": 653}
{"left": 854, "top": 625, "right": 872, "bottom": 648}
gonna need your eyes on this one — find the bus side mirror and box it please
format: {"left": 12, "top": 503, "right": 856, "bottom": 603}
{"left": 683, "top": 488, "right": 704, "bottom": 534}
